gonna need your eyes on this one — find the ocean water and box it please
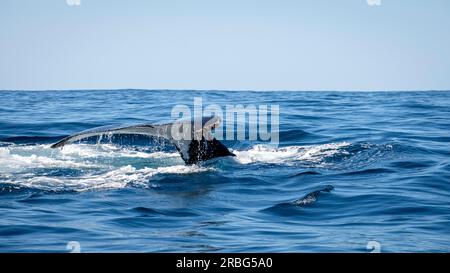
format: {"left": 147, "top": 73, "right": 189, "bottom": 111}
{"left": 0, "top": 90, "right": 449, "bottom": 252}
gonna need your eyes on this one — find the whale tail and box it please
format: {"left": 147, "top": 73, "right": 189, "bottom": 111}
{"left": 51, "top": 116, "right": 235, "bottom": 165}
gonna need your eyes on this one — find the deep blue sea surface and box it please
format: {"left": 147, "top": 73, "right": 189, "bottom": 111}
{"left": 0, "top": 90, "right": 449, "bottom": 252}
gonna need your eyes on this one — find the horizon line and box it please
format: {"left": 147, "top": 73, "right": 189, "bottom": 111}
{"left": 1, "top": 88, "right": 450, "bottom": 92}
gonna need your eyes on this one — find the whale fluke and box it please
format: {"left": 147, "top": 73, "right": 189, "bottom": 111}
{"left": 51, "top": 116, "right": 235, "bottom": 165}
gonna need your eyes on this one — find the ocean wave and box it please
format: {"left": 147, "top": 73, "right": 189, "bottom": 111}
{"left": 1, "top": 164, "right": 213, "bottom": 192}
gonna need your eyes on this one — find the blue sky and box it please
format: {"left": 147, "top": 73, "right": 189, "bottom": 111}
{"left": 1, "top": 0, "right": 450, "bottom": 91}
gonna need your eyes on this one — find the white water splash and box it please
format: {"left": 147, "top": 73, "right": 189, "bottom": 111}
{"left": 58, "top": 143, "right": 179, "bottom": 159}
{"left": 0, "top": 144, "right": 181, "bottom": 172}
{"left": 5, "top": 164, "right": 211, "bottom": 192}
{"left": 232, "top": 142, "right": 350, "bottom": 165}
{"left": 0, "top": 144, "right": 208, "bottom": 191}
{"left": 0, "top": 146, "right": 96, "bottom": 171}
{"left": 0, "top": 142, "right": 350, "bottom": 191}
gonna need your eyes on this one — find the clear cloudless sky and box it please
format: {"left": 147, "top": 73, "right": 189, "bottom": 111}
{"left": 1, "top": 0, "right": 450, "bottom": 91}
